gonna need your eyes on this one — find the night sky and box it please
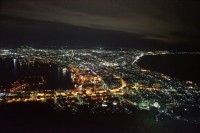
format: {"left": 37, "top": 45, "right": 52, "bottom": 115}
{"left": 1, "top": 0, "right": 200, "bottom": 50}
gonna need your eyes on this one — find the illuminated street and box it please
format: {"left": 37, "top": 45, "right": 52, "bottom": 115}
{"left": 0, "top": 47, "right": 200, "bottom": 124}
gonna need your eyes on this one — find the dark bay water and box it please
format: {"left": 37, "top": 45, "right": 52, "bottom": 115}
{"left": 137, "top": 54, "right": 200, "bottom": 85}
{"left": 0, "top": 58, "right": 73, "bottom": 90}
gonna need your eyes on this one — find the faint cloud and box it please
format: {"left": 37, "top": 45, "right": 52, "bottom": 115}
{"left": 1, "top": 0, "right": 200, "bottom": 44}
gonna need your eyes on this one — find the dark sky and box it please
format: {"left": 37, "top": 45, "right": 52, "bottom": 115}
{"left": 1, "top": 0, "right": 200, "bottom": 50}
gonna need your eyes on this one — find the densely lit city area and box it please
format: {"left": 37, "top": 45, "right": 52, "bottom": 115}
{"left": 0, "top": 47, "right": 200, "bottom": 124}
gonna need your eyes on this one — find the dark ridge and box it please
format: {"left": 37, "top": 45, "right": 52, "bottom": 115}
{"left": 0, "top": 102, "right": 199, "bottom": 133}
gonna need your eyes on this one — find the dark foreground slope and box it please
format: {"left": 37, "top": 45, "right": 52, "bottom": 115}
{"left": 0, "top": 102, "right": 199, "bottom": 133}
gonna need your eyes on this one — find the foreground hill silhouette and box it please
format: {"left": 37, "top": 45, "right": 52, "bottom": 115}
{"left": 0, "top": 102, "right": 199, "bottom": 133}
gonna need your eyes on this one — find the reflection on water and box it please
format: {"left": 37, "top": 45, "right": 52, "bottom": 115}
{"left": 62, "top": 67, "right": 67, "bottom": 77}
{"left": 13, "top": 59, "right": 17, "bottom": 69}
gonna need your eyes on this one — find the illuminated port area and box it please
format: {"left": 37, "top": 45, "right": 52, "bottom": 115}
{"left": 0, "top": 47, "right": 200, "bottom": 124}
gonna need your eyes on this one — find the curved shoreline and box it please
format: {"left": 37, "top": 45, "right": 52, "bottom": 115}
{"left": 137, "top": 54, "right": 200, "bottom": 85}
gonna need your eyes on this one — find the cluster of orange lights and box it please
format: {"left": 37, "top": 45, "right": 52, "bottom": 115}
{"left": 10, "top": 84, "right": 28, "bottom": 92}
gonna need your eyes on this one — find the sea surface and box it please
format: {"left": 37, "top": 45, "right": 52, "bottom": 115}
{"left": 0, "top": 58, "right": 73, "bottom": 90}
{"left": 137, "top": 54, "right": 200, "bottom": 85}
